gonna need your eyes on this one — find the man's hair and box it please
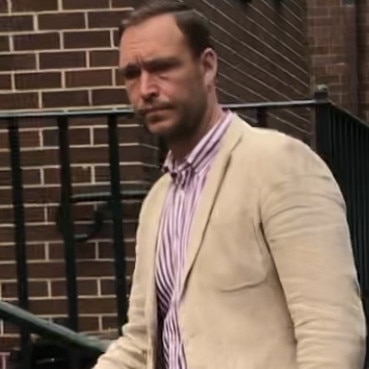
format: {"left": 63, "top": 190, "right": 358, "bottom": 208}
{"left": 118, "top": 0, "right": 213, "bottom": 58}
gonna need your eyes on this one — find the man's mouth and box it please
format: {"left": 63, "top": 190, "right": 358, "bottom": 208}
{"left": 138, "top": 105, "right": 173, "bottom": 118}
{"left": 146, "top": 108, "right": 165, "bottom": 115}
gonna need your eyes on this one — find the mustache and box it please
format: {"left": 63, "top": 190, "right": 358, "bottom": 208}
{"left": 136, "top": 103, "right": 174, "bottom": 117}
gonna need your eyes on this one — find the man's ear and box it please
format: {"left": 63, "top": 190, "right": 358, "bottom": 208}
{"left": 201, "top": 48, "right": 218, "bottom": 89}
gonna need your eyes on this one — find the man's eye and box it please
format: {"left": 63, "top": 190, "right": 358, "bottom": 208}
{"left": 124, "top": 68, "right": 141, "bottom": 80}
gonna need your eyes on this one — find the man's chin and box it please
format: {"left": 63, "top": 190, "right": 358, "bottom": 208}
{"left": 144, "top": 117, "right": 175, "bottom": 137}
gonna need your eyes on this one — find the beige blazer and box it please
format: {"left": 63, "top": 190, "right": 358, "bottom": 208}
{"left": 94, "top": 114, "right": 366, "bottom": 369}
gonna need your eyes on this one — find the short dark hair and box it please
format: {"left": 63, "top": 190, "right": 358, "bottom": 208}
{"left": 118, "top": 0, "right": 213, "bottom": 58}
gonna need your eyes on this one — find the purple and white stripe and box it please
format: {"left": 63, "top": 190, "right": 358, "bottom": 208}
{"left": 155, "top": 111, "right": 232, "bottom": 369}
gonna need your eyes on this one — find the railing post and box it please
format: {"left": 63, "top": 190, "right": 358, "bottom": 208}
{"left": 107, "top": 114, "right": 127, "bottom": 333}
{"left": 57, "top": 116, "right": 79, "bottom": 332}
{"left": 256, "top": 107, "right": 268, "bottom": 128}
{"left": 7, "top": 117, "right": 31, "bottom": 369}
{"left": 314, "top": 85, "right": 331, "bottom": 159}
{"left": 158, "top": 137, "right": 167, "bottom": 167}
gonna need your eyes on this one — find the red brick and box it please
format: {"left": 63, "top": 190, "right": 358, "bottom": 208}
{"left": 48, "top": 240, "right": 96, "bottom": 260}
{"left": 357, "top": 1, "right": 369, "bottom": 120}
{"left": 93, "top": 125, "right": 142, "bottom": 145}
{"left": 0, "top": 263, "right": 16, "bottom": 280}
{"left": 0, "top": 36, "right": 9, "bottom": 52}
{"left": 112, "top": 28, "right": 120, "bottom": 47}
{"left": 0, "top": 337, "right": 20, "bottom": 352}
{"left": 21, "top": 169, "right": 41, "bottom": 185}
{"left": 27, "top": 261, "right": 65, "bottom": 279}
{"left": 88, "top": 10, "right": 128, "bottom": 28}
{"left": 29, "top": 298, "right": 67, "bottom": 315}
{"left": 0, "top": 54, "right": 36, "bottom": 72}
{"left": 51, "top": 279, "right": 98, "bottom": 297}
{"left": 89, "top": 50, "right": 118, "bottom": 67}
{"left": 27, "top": 244, "right": 47, "bottom": 260}
{"left": 0, "top": 187, "right": 61, "bottom": 209}
{"left": 63, "top": 30, "right": 110, "bottom": 49}
{"left": 0, "top": 246, "right": 15, "bottom": 261}
{"left": 0, "top": 131, "right": 8, "bottom": 149}
{"left": 1, "top": 281, "right": 48, "bottom": 299}
{"left": 0, "top": 1, "right": 8, "bottom": 12}
{"left": 98, "top": 240, "right": 136, "bottom": 260}
{"left": 0, "top": 207, "right": 13, "bottom": 225}
{"left": 0, "top": 74, "right": 12, "bottom": 89}
{"left": 0, "top": 15, "right": 34, "bottom": 32}
{"left": 19, "top": 130, "right": 41, "bottom": 147}
{"left": 102, "top": 315, "right": 116, "bottom": 330}
{"left": 13, "top": 32, "right": 60, "bottom": 51}
{"left": 0, "top": 151, "right": 10, "bottom": 169}
{"left": 39, "top": 51, "right": 86, "bottom": 69}
{"left": 0, "top": 92, "right": 38, "bottom": 110}
{"left": 24, "top": 206, "right": 45, "bottom": 222}
{"left": 38, "top": 12, "right": 85, "bottom": 30}
{"left": 111, "top": 0, "right": 135, "bottom": 7}
{"left": 100, "top": 279, "right": 114, "bottom": 296}
{"left": 44, "top": 166, "right": 92, "bottom": 184}
{"left": 65, "top": 69, "right": 112, "bottom": 88}
{"left": 79, "top": 316, "right": 100, "bottom": 332}
{"left": 95, "top": 164, "right": 147, "bottom": 182}
{"left": 63, "top": 145, "right": 150, "bottom": 165}
{"left": 62, "top": 0, "right": 110, "bottom": 10}
{"left": 43, "top": 127, "right": 91, "bottom": 147}
{"left": 42, "top": 90, "right": 89, "bottom": 108}
{"left": 15, "top": 72, "right": 61, "bottom": 90}
{"left": 92, "top": 88, "right": 128, "bottom": 106}
{"left": 19, "top": 148, "right": 59, "bottom": 167}
{"left": 115, "top": 68, "right": 125, "bottom": 86}
{"left": 12, "top": 0, "right": 58, "bottom": 11}
{"left": 78, "top": 297, "right": 116, "bottom": 314}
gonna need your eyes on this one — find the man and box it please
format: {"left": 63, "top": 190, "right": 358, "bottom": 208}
{"left": 94, "top": 1, "right": 366, "bottom": 369}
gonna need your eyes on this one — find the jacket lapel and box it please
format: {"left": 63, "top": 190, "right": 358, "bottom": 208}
{"left": 180, "top": 115, "right": 244, "bottom": 296}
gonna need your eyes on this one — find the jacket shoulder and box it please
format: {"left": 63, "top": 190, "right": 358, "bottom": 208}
{"left": 233, "top": 116, "right": 334, "bottom": 185}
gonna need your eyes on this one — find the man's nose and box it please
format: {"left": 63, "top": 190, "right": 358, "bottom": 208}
{"left": 139, "top": 71, "right": 159, "bottom": 102}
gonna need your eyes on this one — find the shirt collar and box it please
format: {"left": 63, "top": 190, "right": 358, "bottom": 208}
{"left": 162, "top": 110, "right": 232, "bottom": 179}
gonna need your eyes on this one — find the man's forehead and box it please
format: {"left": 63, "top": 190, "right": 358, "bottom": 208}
{"left": 120, "top": 15, "right": 184, "bottom": 49}
{"left": 119, "top": 14, "right": 187, "bottom": 66}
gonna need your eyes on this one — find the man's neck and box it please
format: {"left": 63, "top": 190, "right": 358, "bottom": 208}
{"left": 170, "top": 104, "right": 224, "bottom": 162}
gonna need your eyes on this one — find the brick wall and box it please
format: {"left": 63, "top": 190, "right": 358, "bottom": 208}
{"left": 307, "top": 0, "right": 369, "bottom": 122}
{"left": 357, "top": 0, "right": 369, "bottom": 122}
{"left": 307, "top": 0, "right": 348, "bottom": 109}
{"left": 0, "top": 1, "right": 310, "bottom": 367}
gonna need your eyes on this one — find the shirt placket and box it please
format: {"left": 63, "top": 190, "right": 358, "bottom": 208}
{"left": 172, "top": 172, "right": 189, "bottom": 369}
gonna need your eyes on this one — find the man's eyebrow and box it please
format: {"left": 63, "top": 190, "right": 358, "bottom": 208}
{"left": 118, "top": 57, "right": 180, "bottom": 74}
{"left": 144, "top": 57, "right": 180, "bottom": 68}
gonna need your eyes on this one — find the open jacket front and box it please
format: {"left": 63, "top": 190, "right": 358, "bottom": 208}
{"left": 94, "top": 114, "right": 366, "bottom": 369}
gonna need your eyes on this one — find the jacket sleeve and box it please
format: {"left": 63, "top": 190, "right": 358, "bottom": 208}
{"left": 92, "top": 200, "right": 151, "bottom": 369}
{"left": 260, "top": 137, "right": 366, "bottom": 369}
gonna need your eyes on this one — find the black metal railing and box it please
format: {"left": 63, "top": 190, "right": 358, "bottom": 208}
{"left": 0, "top": 89, "right": 368, "bottom": 368}
{"left": 0, "top": 108, "right": 150, "bottom": 368}
{"left": 315, "top": 97, "right": 369, "bottom": 301}
{"left": 0, "top": 300, "right": 107, "bottom": 354}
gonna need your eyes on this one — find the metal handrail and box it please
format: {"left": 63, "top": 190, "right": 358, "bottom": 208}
{"left": 0, "top": 301, "right": 108, "bottom": 355}
{"left": 0, "top": 97, "right": 327, "bottom": 120}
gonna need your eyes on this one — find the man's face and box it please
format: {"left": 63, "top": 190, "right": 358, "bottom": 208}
{"left": 119, "top": 14, "right": 211, "bottom": 141}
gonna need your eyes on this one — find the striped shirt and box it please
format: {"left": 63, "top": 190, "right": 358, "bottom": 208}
{"left": 155, "top": 111, "right": 232, "bottom": 369}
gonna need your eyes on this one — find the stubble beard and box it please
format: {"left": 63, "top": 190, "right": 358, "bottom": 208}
{"left": 137, "top": 99, "right": 207, "bottom": 145}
